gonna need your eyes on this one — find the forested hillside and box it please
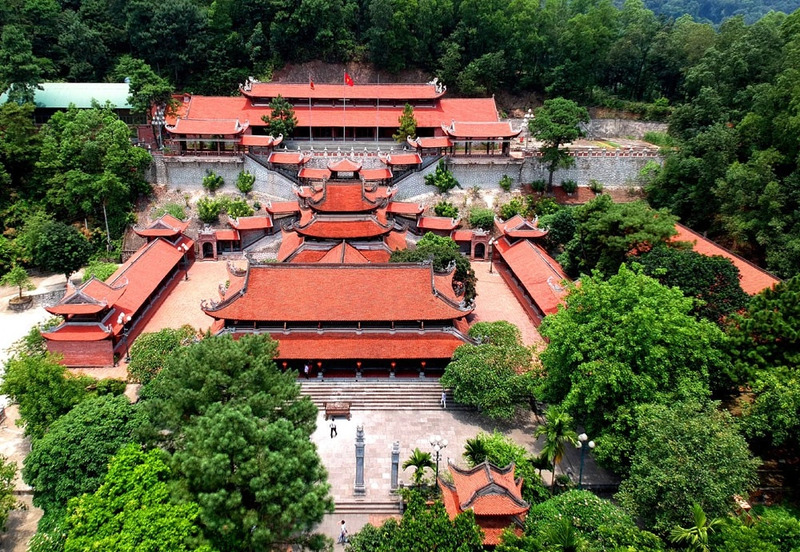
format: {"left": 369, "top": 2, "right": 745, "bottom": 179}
{"left": 643, "top": 0, "right": 800, "bottom": 24}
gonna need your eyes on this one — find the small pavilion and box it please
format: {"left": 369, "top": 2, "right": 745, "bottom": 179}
{"left": 439, "top": 461, "right": 530, "bottom": 546}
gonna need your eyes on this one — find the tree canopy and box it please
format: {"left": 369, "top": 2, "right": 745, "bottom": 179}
{"left": 261, "top": 94, "right": 297, "bottom": 138}
{"left": 529, "top": 98, "right": 589, "bottom": 191}
{"left": 538, "top": 265, "right": 728, "bottom": 472}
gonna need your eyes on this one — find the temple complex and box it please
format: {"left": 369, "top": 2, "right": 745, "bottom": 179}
{"left": 439, "top": 461, "right": 530, "bottom": 546}
{"left": 162, "top": 80, "right": 520, "bottom": 154}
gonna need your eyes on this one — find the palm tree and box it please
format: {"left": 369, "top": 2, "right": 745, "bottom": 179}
{"left": 669, "top": 504, "right": 722, "bottom": 552}
{"left": 530, "top": 453, "right": 552, "bottom": 477}
{"left": 533, "top": 407, "right": 578, "bottom": 494}
{"left": 463, "top": 436, "right": 488, "bottom": 466}
{"left": 545, "top": 518, "right": 586, "bottom": 552}
{"left": 402, "top": 448, "right": 435, "bottom": 486}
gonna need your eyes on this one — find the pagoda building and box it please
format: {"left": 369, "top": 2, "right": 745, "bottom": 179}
{"left": 163, "top": 79, "right": 521, "bottom": 151}
{"left": 439, "top": 461, "right": 530, "bottom": 546}
{"left": 43, "top": 215, "right": 194, "bottom": 366}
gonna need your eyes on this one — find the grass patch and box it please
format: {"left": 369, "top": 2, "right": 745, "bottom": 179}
{"left": 642, "top": 131, "right": 675, "bottom": 148}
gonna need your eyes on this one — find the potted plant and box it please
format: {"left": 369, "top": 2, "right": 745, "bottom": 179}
{"left": 2, "top": 265, "right": 35, "bottom": 311}
{"left": 561, "top": 179, "right": 578, "bottom": 195}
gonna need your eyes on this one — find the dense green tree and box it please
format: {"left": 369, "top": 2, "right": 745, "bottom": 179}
{"left": 23, "top": 394, "right": 144, "bottom": 516}
{"left": 0, "top": 456, "right": 19, "bottom": 532}
{"left": 636, "top": 243, "right": 749, "bottom": 324}
{"left": 390, "top": 232, "right": 476, "bottom": 303}
{"left": 0, "top": 24, "right": 48, "bottom": 105}
{"left": 424, "top": 160, "right": 461, "bottom": 194}
{"left": 347, "top": 492, "right": 483, "bottom": 552}
{"left": 528, "top": 98, "right": 589, "bottom": 192}
{"left": 393, "top": 103, "right": 417, "bottom": 142}
{"left": 63, "top": 444, "right": 214, "bottom": 552}
{"left": 31, "top": 221, "right": 91, "bottom": 280}
{"left": 0, "top": 354, "right": 92, "bottom": 441}
{"left": 538, "top": 265, "right": 728, "bottom": 472}
{"left": 523, "top": 490, "right": 663, "bottom": 552}
{"left": 0, "top": 102, "right": 41, "bottom": 203}
{"left": 1, "top": 264, "right": 33, "bottom": 299}
{"left": 709, "top": 505, "right": 800, "bottom": 552}
{"left": 127, "top": 326, "right": 195, "bottom": 385}
{"left": 616, "top": 402, "right": 759, "bottom": 535}
{"left": 110, "top": 56, "right": 174, "bottom": 116}
{"left": 260, "top": 94, "right": 297, "bottom": 137}
{"left": 559, "top": 195, "right": 678, "bottom": 277}
{"left": 468, "top": 207, "right": 494, "bottom": 230}
{"left": 142, "top": 334, "right": 317, "bottom": 442}
{"left": 173, "top": 402, "right": 332, "bottom": 551}
{"left": 36, "top": 106, "right": 152, "bottom": 241}
{"left": 441, "top": 322, "right": 535, "bottom": 420}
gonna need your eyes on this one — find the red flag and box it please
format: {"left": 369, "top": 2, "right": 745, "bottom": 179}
{"left": 309, "top": 78, "right": 315, "bottom": 90}
{"left": 344, "top": 72, "right": 354, "bottom": 87}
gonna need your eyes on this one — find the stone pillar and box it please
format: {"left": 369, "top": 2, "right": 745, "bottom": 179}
{"left": 390, "top": 441, "right": 400, "bottom": 491}
{"left": 354, "top": 425, "right": 366, "bottom": 496}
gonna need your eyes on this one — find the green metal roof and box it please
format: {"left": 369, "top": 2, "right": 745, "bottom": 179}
{"left": 1, "top": 83, "right": 132, "bottom": 109}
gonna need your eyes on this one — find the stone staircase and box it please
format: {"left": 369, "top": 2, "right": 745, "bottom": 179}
{"left": 300, "top": 380, "right": 470, "bottom": 411}
{"left": 334, "top": 498, "right": 403, "bottom": 515}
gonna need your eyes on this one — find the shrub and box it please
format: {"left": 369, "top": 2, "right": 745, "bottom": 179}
{"left": 153, "top": 203, "right": 186, "bottom": 220}
{"left": 643, "top": 131, "right": 675, "bottom": 148}
{"left": 202, "top": 170, "right": 224, "bottom": 192}
{"left": 560, "top": 179, "right": 578, "bottom": 194}
{"left": 468, "top": 208, "right": 494, "bottom": 230}
{"left": 527, "top": 196, "right": 561, "bottom": 217}
{"left": 589, "top": 179, "right": 604, "bottom": 194}
{"left": 424, "top": 161, "right": 460, "bottom": 194}
{"left": 434, "top": 201, "right": 459, "bottom": 218}
{"left": 530, "top": 179, "right": 547, "bottom": 193}
{"left": 81, "top": 260, "right": 118, "bottom": 283}
{"left": 236, "top": 171, "right": 255, "bottom": 194}
{"left": 226, "top": 198, "right": 254, "bottom": 219}
{"left": 253, "top": 201, "right": 262, "bottom": 211}
{"left": 499, "top": 197, "right": 525, "bottom": 220}
{"left": 499, "top": 174, "right": 513, "bottom": 192}
{"left": 197, "top": 197, "right": 221, "bottom": 224}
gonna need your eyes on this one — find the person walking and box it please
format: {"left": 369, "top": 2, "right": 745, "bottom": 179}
{"left": 330, "top": 419, "right": 337, "bottom": 438}
{"left": 337, "top": 520, "right": 348, "bottom": 544}
{"left": 441, "top": 390, "right": 447, "bottom": 409}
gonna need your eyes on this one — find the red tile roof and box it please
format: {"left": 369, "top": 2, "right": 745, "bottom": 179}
{"left": 307, "top": 184, "right": 379, "bottom": 212}
{"left": 46, "top": 279, "right": 126, "bottom": 316}
{"left": 296, "top": 216, "right": 391, "bottom": 239}
{"left": 358, "top": 249, "right": 392, "bottom": 263}
{"left": 384, "top": 230, "right": 409, "bottom": 252}
{"left": 386, "top": 202, "right": 423, "bottom": 216}
{"left": 671, "top": 223, "right": 781, "bottom": 295}
{"left": 288, "top": 248, "right": 330, "bottom": 263}
{"left": 382, "top": 153, "right": 422, "bottom": 165}
{"left": 133, "top": 214, "right": 190, "bottom": 238}
{"left": 41, "top": 323, "right": 113, "bottom": 342}
{"left": 239, "top": 134, "right": 277, "bottom": 146}
{"left": 277, "top": 231, "right": 304, "bottom": 262}
{"left": 328, "top": 158, "right": 362, "bottom": 172}
{"left": 495, "top": 238, "right": 569, "bottom": 315}
{"left": 409, "top": 136, "right": 453, "bottom": 148}
{"left": 298, "top": 167, "right": 332, "bottom": 180}
{"left": 203, "top": 263, "right": 472, "bottom": 322}
{"left": 241, "top": 82, "right": 447, "bottom": 101}
{"left": 317, "top": 242, "right": 371, "bottom": 264}
{"left": 266, "top": 201, "right": 301, "bottom": 215}
{"left": 268, "top": 151, "right": 312, "bottom": 165}
{"left": 439, "top": 462, "right": 529, "bottom": 546}
{"left": 166, "top": 118, "right": 247, "bottom": 135}
{"left": 215, "top": 229, "right": 240, "bottom": 241}
{"left": 451, "top": 229, "right": 474, "bottom": 242}
{"left": 266, "top": 330, "right": 471, "bottom": 360}
{"left": 361, "top": 168, "right": 393, "bottom": 181}
{"left": 172, "top": 96, "right": 499, "bottom": 131}
{"left": 495, "top": 215, "right": 548, "bottom": 239}
{"left": 229, "top": 216, "right": 273, "bottom": 231}
{"left": 417, "top": 216, "right": 460, "bottom": 231}
{"left": 443, "top": 121, "right": 520, "bottom": 139}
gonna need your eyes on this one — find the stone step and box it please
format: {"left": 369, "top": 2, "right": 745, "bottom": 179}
{"left": 334, "top": 500, "right": 403, "bottom": 514}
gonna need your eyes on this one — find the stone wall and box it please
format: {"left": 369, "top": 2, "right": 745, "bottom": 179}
{"left": 582, "top": 119, "right": 668, "bottom": 140}
{"left": 521, "top": 152, "right": 659, "bottom": 188}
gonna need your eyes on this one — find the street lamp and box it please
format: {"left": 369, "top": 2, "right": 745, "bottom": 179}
{"left": 576, "top": 433, "right": 595, "bottom": 490}
{"left": 523, "top": 109, "right": 533, "bottom": 150}
{"left": 430, "top": 435, "right": 448, "bottom": 482}
{"left": 117, "top": 312, "right": 132, "bottom": 363}
{"left": 177, "top": 242, "right": 190, "bottom": 280}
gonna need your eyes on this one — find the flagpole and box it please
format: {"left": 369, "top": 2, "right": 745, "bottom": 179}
{"left": 343, "top": 72, "right": 346, "bottom": 143}
{"left": 376, "top": 73, "right": 379, "bottom": 143}
{"left": 309, "top": 75, "right": 313, "bottom": 143}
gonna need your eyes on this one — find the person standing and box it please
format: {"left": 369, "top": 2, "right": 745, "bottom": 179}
{"left": 441, "top": 390, "right": 447, "bottom": 409}
{"left": 337, "top": 519, "right": 348, "bottom": 544}
{"left": 304, "top": 362, "right": 310, "bottom": 379}
{"left": 330, "top": 419, "right": 337, "bottom": 438}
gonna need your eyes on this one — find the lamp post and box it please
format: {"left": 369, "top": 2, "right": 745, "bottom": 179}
{"left": 177, "top": 242, "right": 190, "bottom": 280}
{"left": 523, "top": 109, "right": 533, "bottom": 150}
{"left": 117, "top": 312, "right": 132, "bottom": 363}
{"left": 430, "top": 435, "right": 448, "bottom": 482}
{"left": 576, "top": 433, "right": 595, "bottom": 490}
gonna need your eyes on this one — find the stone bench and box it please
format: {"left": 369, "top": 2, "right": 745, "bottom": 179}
{"left": 324, "top": 401, "right": 352, "bottom": 420}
